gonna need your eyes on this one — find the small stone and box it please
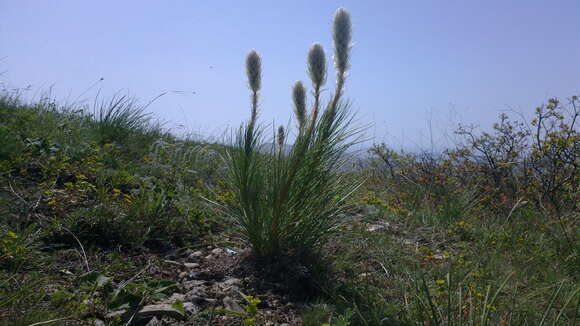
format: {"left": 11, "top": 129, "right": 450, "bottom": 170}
{"left": 204, "top": 254, "right": 213, "bottom": 260}
{"left": 223, "top": 278, "right": 241, "bottom": 286}
{"left": 224, "top": 248, "right": 237, "bottom": 255}
{"left": 178, "top": 271, "right": 187, "bottom": 279}
{"left": 167, "top": 292, "right": 186, "bottom": 303}
{"left": 185, "top": 288, "right": 214, "bottom": 304}
{"left": 93, "top": 319, "right": 106, "bottom": 326}
{"left": 183, "top": 302, "right": 199, "bottom": 314}
{"left": 183, "top": 280, "right": 207, "bottom": 294}
{"left": 190, "top": 251, "right": 204, "bottom": 258}
{"left": 367, "top": 223, "right": 386, "bottom": 232}
{"left": 136, "top": 304, "right": 186, "bottom": 321}
{"left": 145, "top": 317, "right": 162, "bottom": 326}
{"left": 205, "top": 298, "right": 217, "bottom": 303}
{"left": 185, "top": 288, "right": 204, "bottom": 300}
{"left": 222, "top": 296, "right": 244, "bottom": 312}
{"left": 218, "top": 281, "right": 240, "bottom": 292}
{"left": 211, "top": 248, "right": 222, "bottom": 255}
{"left": 184, "top": 263, "right": 200, "bottom": 269}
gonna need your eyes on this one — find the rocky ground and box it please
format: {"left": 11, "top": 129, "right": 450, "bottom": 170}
{"left": 90, "top": 243, "right": 315, "bottom": 325}
{"left": 95, "top": 208, "right": 424, "bottom": 326}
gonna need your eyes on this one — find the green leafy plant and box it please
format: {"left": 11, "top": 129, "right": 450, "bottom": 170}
{"left": 243, "top": 295, "right": 262, "bottom": 326}
{"left": 0, "top": 225, "right": 38, "bottom": 272}
{"left": 0, "top": 231, "right": 26, "bottom": 268}
{"left": 108, "top": 279, "right": 178, "bottom": 311}
{"left": 217, "top": 8, "right": 363, "bottom": 258}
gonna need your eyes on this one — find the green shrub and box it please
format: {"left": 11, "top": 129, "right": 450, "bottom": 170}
{"left": 217, "top": 8, "right": 363, "bottom": 258}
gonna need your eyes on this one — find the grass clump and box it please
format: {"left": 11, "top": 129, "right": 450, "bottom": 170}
{"left": 218, "top": 8, "right": 362, "bottom": 258}
{"left": 92, "top": 94, "right": 157, "bottom": 145}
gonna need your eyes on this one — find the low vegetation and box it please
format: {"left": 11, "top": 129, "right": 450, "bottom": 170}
{"left": 1, "top": 7, "right": 578, "bottom": 326}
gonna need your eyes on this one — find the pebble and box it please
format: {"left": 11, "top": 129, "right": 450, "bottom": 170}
{"left": 93, "top": 319, "right": 105, "bottom": 326}
{"left": 189, "top": 251, "right": 204, "bottom": 260}
{"left": 222, "top": 278, "right": 241, "bottom": 286}
{"left": 167, "top": 293, "right": 186, "bottom": 303}
{"left": 184, "top": 262, "right": 200, "bottom": 269}
{"left": 183, "top": 301, "right": 199, "bottom": 314}
{"left": 137, "top": 304, "right": 186, "bottom": 320}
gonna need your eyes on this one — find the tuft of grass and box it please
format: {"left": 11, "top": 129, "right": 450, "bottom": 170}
{"left": 217, "top": 8, "right": 363, "bottom": 258}
{"left": 91, "top": 93, "right": 155, "bottom": 145}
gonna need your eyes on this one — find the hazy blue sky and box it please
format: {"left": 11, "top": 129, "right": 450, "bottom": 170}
{"left": 1, "top": 1, "right": 579, "bottom": 150}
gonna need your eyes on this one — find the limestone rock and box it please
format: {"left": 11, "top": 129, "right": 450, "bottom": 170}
{"left": 183, "top": 301, "right": 200, "bottom": 314}
{"left": 136, "top": 304, "right": 186, "bottom": 321}
{"left": 184, "top": 262, "right": 200, "bottom": 269}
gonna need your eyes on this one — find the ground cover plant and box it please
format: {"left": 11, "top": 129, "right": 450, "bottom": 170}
{"left": 1, "top": 7, "right": 578, "bottom": 326}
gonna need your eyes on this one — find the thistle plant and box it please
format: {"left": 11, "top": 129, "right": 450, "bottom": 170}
{"left": 220, "top": 8, "right": 361, "bottom": 258}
